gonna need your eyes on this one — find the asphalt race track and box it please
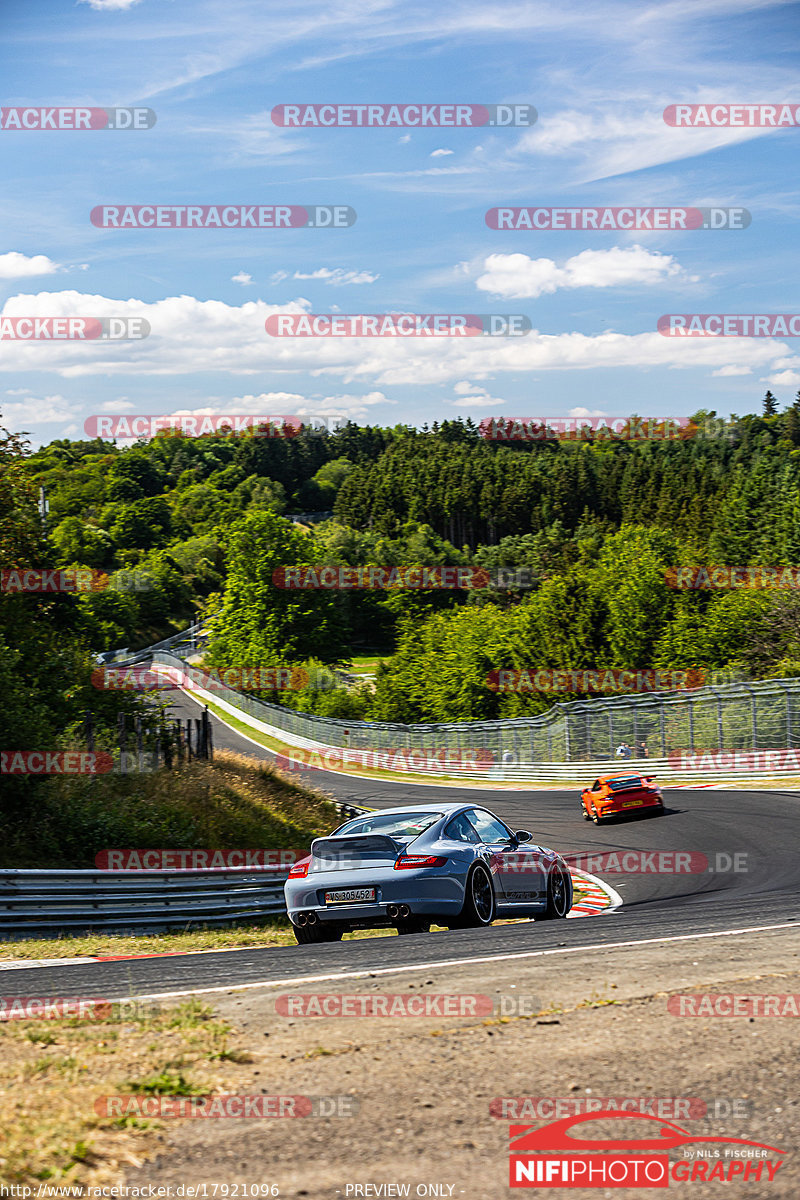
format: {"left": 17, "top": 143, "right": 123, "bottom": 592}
{"left": 4, "top": 689, "right": 799, "bottom": 1000}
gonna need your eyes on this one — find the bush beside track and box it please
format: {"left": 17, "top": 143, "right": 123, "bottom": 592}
{"left": 0, "top": 750, "right": 339, "bottom": 868}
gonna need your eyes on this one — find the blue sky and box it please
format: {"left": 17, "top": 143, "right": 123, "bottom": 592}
{"left": 1, "top": 0, "right": 799, "bottom": 446}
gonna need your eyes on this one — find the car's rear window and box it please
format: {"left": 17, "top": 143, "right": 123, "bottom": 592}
{"left": 335, "top": 811, "right": 443, "bottom": 837}
{"left": 608, "top": 777, "right": 643, "bottom": 790}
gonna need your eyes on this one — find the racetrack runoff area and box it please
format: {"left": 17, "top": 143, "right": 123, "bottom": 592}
{"left": 120, "top": 924, "right": 800, "bottom": 1198}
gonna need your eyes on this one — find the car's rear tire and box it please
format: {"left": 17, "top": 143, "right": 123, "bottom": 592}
{"left": 591, "top": 806, "right": 601, "bottom": 824}
{"left": 540, "top": 863, "right": 571, "bottom": 919}
{"left": 450, "top": 863, "right": 496, "bottom": 929}
{"left": 292, "top": 920, "right": 344, "bottom": 945}
{"left": 581, "top": 802, "right": 591, "bottom": 821}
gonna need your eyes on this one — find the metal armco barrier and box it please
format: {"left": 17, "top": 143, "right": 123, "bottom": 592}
{"left": 148, "top": 651, "right": 800, "bottom": 769}
{"left": 0, "top": 868, "right": 287, "bottom": 936}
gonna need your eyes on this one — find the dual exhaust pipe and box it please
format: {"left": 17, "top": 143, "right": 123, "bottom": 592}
{"left": 296, "top": 904, "right": 410, "bottom": 925}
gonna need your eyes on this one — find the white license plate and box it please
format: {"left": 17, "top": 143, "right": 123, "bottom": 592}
{"left": 325, "top": 887, "right": 376, "bottom": 904}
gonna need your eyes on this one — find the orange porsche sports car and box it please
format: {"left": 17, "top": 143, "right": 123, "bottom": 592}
{"left": 580, "top": 774, "right": 664, "bottom": 823}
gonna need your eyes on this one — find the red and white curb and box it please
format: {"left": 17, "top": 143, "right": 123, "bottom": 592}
{"left": 567, "top": 869, "right": 623, "bottom": 917}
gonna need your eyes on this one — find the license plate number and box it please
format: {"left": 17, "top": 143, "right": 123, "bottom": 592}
{"left": 623, "top": 800, "right": 642, "bottom": 807}
{"left": 325, "top": 888, "right": 376, "bottom": 904}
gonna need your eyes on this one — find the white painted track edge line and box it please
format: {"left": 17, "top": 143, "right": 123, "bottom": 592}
{"left": 107, "top": 921, "right": 798, "bottom": 1004}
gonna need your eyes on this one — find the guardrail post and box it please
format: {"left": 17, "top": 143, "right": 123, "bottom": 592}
{"left": 744, "top": 685, "right": 758, "bottom": 748}
{"left": 163, "top": 726, "right": 172, "bottom": 769}
{"left": 186, "top": 718, "right": 193, "bottom": 761}
{"left": 688, "top": 700, "right": 695, "bottom": 751}
{"left": 195, "top": 717, "right": 203, "bottom": 760}
{"left": 781, "top": 683, "right": 793, "bottom": 748}
{"left": 202, "top": 707, "right": 213, "bottom": 761}
{"left": 117, "top": 712, "right": 127, "bottom": 776}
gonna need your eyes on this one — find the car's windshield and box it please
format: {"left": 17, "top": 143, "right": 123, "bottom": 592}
{"left": 608, "top": 777, "right": 643, "bottom": 790}
{"left": 335, "top": 811, "right": 443, "bottom": 837}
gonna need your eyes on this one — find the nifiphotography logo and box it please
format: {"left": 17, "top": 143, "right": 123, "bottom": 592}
{"left": 508, "top": 1111, "right": 786, "bottom": 1188}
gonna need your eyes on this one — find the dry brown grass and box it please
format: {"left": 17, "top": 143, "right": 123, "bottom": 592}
{"left": 0, "top": 999, "right": 252, "bottom": 1186}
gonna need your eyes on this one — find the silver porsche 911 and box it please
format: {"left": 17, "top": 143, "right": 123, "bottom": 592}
{"left": 284, "top": 801, "right": 572, "bottom": 944}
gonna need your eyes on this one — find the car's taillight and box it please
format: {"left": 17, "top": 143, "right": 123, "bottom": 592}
{"left": 288, "top": 859, "right": 310, "bottom": 878}
{"left": 393, "top": 855, "right": 447, "bottom": 870}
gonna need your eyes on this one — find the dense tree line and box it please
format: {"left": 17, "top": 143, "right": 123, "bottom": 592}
{"left": 6, "top": 396, "right": 800, "bottom": 725}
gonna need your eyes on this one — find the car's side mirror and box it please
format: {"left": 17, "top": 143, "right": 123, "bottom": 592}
{"left": 512, "top": 829, "right": 532, "bottom": 843}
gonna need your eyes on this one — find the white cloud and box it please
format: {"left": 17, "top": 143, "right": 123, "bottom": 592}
{"left": 451, "top": 382, "right": 505, "bottom": 408}
{"left": 711, "top": 365, "right": 753, "bottom": 377}
{"left": 270, "top": 271, "right": 289, "bottom": 285}
{"left": 430, "top": 148, "right": 454, "bottom": 158}
{"left": 0, "top": 288, "right": 789, "bottom": 389}
{"left": 0, "top": 252, "right": 60, "bottom": 280}
{"left": 292, "top": 268, "right": 379, "bottom": 286}
{"left": 569, "top": 407, "right": 608, "bottom": 417}
{"left": 763, "top": 370, "right": 800, "bottom": 387}
{"left": 476, "top": 247, "right": 685, "bottom": 300}
{"left": 398, "top": 134, "right": 411, "bottom": 144}
{"left": 78, "top": 0, "right": 142, "bottom": 9}
{"left": 231, "top": 272, "right": 253, "bottom": 286}
{"left": 1, "top": 394, "right": 78, "bottom": 426}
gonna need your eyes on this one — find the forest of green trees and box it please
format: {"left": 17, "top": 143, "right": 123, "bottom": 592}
{"left": 4, "top": 394, "right": 800, "bottom": 753}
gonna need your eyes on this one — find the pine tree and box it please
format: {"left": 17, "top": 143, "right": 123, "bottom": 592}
{"left": 763, "top": 390, "right": 779, "bottom": 416}
{"left": 786, "top": 392, "right": 800, "bottom": 447}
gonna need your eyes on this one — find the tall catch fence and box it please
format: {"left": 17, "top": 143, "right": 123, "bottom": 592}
{"left": 148, "top": 651, "right": 800, "bottom": 765}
